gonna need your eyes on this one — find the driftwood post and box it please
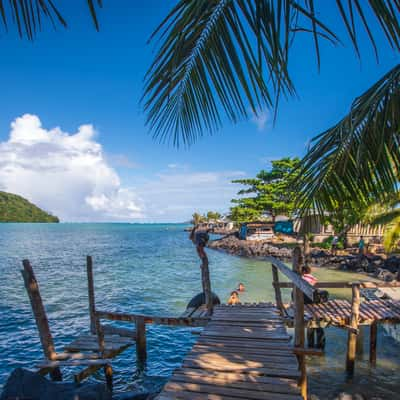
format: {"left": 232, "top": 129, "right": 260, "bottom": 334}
{"left": 21, "top": 259, "right": 63, "bottom": 381}
{"left": 292, "top": 247, "right": 307, "bottom": 399}
{"left": 346, "top": 283, "right": 360, "bottom": 377}
{"left": 369, "top": 321, "right": 377, "bottom": 366}
{"left": 272, "top": 264, "right": 285, "bottom": 314}
{"left": 136, "top": 316, "right": 147, "bottom": 366}
{"left": 86, "top": 255, "right": 96, "bottom": 334}
{"left": 201, "top": 253, "right": 213, "bottom": 314}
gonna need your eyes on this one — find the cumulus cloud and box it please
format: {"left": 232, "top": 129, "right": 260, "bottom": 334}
{"left": 0, "top": 114, "right": 143, "bottom": 221}
{"left": 135, "top": 170, "right": 246, "bottom": 221}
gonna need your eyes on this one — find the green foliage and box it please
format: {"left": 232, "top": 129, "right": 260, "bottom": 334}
{"left": 230, "top": 157, "right": 300, "bottom": 223}
{"left": 367, "top": 195, "right": 400, "bottom": 252}
{"left": 144, "top": 0, "right": 400, "bottom": 145}
{"left": 0, "top": 191, "right": 59, "bottom": 223}
{"left": 206, "top": 211, "right": 221, "bottom": 221}
{"left": 191, "top": 211, "right": 222, "bottom": 224}
{"left": 0, "top": 1, "right": 102, "bottom": 40}
{"left": 296, "top": 64, "right": 400, "bottom": 217}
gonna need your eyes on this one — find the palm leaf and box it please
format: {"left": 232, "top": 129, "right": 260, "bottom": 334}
{"left": 369, "top": 209, "right": 400, "bottom": 226}
{"left": 143, "top": 0, "right": 400, "bottom": 146}
{"left": 383, "top": 216, "right": 400, "bottom": 252}
{"left": 0, "top": 0, "right": 102, "bottom": 39}
{"left": 295, "top": 63, "right": 400, "bottom": 216}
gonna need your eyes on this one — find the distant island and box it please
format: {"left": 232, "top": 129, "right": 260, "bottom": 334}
{"left": 0, "top": 191, "right": 59, "bottom": 223}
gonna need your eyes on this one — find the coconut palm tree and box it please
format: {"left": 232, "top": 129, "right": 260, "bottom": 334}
{"left": 143, "top": 1, "right": 400, "bottom": 147}
{"left": 143, "top": 1, "right": 400, "bottom": 214}
{"left": 0, "top": 1, "right": 102, "bottom": 39}
{"left": 365, "top": 195, "right": 400, "bottom": 252}
{"left": 295, "top": 64, "right": 400, "bottom": 215}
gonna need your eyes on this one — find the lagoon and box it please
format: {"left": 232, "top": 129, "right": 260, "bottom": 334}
{"left": 0, "top": 223, "right": 399, "bottom": 398}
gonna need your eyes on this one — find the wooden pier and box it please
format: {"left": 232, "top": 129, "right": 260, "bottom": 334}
{"left": 20, "top": 243, "right": 400, "bottom": 399}
{"left": 157, "top": 303, "right": 303, "bottom": 400}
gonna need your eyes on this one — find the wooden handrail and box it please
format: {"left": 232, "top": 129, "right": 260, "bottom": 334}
{"left": 95, "top": 310, "right": 209, "bottom": 326}
{"left": 275, "top": 281, "right": 400, "bottom": 289}
{"left": 268, "top": 256, "right": 318, "bottom": 302}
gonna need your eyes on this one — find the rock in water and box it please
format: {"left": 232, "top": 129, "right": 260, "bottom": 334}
{"left": 187, "top": 292, "right": 221, "bottom": 308}
{"left": 0, "top": 368, "right": 111, "bottom": 400}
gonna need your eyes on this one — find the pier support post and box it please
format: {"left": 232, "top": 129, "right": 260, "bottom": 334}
{"left": 369, "top": 321, "right": 377, "bottom": 366}
{"left": 292, "top": 247, "right": 307, "bottom": 399}
{"left": 356, "top": 325, "right": 364, "bottom": 359}
{"left": 86, "top": 255, "right": 96, "bottom": 334}
{"left": 346, "top": 283, "right": 360, "bottom": 378}
{"left": 272, "top": 264, "right": 285, "bottom": 315}
{"left": 201, "top": 254, "right": 213, "bottom": 314}
{"left": 21, "top": 259, "right": 63, "bottom": 381}
{"left": 136, "top": 316, "right": 147, "bottom": 367}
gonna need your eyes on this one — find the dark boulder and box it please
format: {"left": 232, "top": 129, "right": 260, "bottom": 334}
{"left": 0, "top": 368, "right": 111, "bottom": 400}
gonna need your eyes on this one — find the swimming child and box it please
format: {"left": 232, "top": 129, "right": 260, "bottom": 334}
{"left": 228, "top": 291, "right": 241, "bottom": 305}
{"left": 237, "top": 282, "right": 245, "bottom": 292}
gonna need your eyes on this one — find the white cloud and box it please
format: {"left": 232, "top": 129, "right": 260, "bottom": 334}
{"left": 0, "top": 114, "right": 144, "bottom": 221}
{"left": 250, "top": 109, "right": 270, "bottom": 131}
{"left": 134, "top": 170, "right": 246, "bottom": 222}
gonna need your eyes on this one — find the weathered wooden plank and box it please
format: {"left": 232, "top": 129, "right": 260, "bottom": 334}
{"left": 173, "top": 368, "right": 298, "bottom": 387}
{"left": 102, "top": 324, "right": 136, "bottom": 339}
{"left": 21, "top": 260, "right": 62, "bottom": 381}
{"left": 164, "top": 381, "right": 303, "bottom": 400}
{"left": 36, "top": 358, "right": 111, "bottom": 368}
{"left": 266, "top": 256, "right": 316, "bottom": 302}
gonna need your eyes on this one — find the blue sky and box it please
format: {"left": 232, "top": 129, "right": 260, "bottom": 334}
{"left": 0, "top": 1, "right": 398, "bottom": 222}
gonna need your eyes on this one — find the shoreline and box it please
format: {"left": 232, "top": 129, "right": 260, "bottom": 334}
{"left": 208, "top": 235, "right": 400, "bottom": 283}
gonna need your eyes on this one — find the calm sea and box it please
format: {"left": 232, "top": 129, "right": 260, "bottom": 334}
{"left": 0, "top": 223, "right": 399, "bottom": 398}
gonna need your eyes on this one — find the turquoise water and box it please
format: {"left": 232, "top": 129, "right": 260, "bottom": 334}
{"left": 0, "top": 223, "right": 399, "bottom": 398}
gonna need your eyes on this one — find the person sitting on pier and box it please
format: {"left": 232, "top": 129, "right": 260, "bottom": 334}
{"left": 190, "top": 225, "right": 210, "bottom": 262}
{"left": 228, "top": 291, "right": 241, "bottom": 305}
{"left": 301, "top": 265, "right": 318, "bottom": 290}
{"left": 237, "top": 282, "right": 245, "bottom": 292}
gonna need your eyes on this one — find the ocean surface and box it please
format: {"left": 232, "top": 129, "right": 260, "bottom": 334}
{"left": 0, "top": 223, "right": 399, "bottom": 398}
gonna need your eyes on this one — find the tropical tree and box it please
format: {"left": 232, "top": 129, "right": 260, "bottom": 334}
{"left": 206, "top": 211, "right": 222, "bottom": 221}
{"left": 295, "top": 65, "right": 400, "bottom": 216}
{"left": 191, "top": 212, "right": 204, "bottom": 224}
{"left": 0, "top": 1, "right": 101, "bottom": 39}
{"left": 143, "top": 1, "right": 400, "bottom": 221}
{"left": 230, "top": 157, "right": 300, "bottom": 223}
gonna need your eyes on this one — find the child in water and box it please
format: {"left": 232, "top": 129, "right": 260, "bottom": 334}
{"left": 237, "top": 282, "right": 245, "bottom": 292}
{"left": 228, "top": 291, "right": 241, "bottom": 305}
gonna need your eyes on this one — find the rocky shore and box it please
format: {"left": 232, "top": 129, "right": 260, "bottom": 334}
{"left": 208, "top": 234, "right": 292, "bottom": 259}
{"left": 208, "top": 235, "right": 400, "bottom": 282}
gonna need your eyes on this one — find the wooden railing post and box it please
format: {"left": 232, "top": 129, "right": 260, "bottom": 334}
{"left": 369, "top": 321, "right": 377, "bottom": 366}
{"left": 272, "top": 264, "right": 285, "bottom": 314}
{"left": 86, "top": 255, "right": 96, "bottom": 334}
{"left": 292, "top": 247, "right": 307, "bottom": 399}
{"left": 346, "top": 283, "right": 360, "bottom": 377}
{"left": 21, "top": 259, "right": 63, "bottom": 381}
{"left": 136, "top": 316, "right": 147, "bottom": 367}
{"left": 201, "top": 253, "right": 213, "bottom": 314}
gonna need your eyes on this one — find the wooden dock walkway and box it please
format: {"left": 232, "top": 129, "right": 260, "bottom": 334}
{"left": 157, "top": 303, "right": 302, "bottom": 400}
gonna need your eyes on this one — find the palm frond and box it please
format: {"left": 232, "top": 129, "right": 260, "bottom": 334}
{"left": 383, "top": 216, "right": 400, "bottom": 252}
{"left": 143, "top": 0, "right": 400, "bottom": 146}
{"left": 295, "top": 63, "right": 400, "bottom": 215}
{"left": 369, "top": 209, "right": 400, "bottom": 226}
{"left": 0, "top": 0, "right": 102, "bottom": 40}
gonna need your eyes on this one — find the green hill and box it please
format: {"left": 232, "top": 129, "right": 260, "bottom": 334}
{"left": 0, "top": 191, "right": 59, "bottom": 223}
